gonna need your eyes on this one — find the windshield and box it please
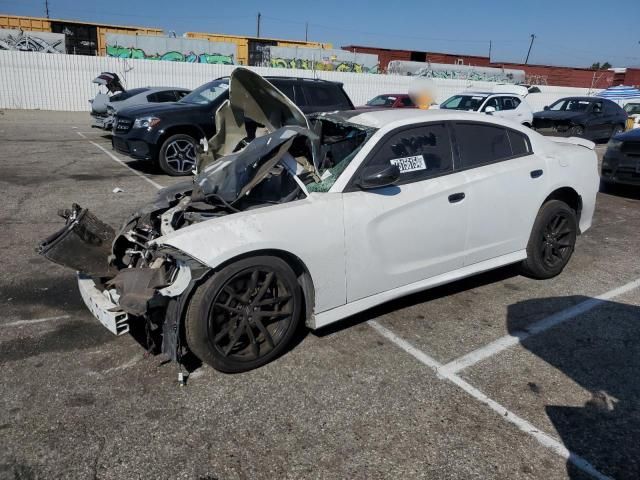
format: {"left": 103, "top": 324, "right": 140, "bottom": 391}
{"left": 367, "top": 95, "right": 397, "bottom": 106}
{"left": 549, "top": 99, "right": 593, "bottom": 112}
{"left": 440, "top": 95, "right": 487, "bottom": 111}
{"left": 306, "top": 119, "right": 377, "bottom": 193}
{"left": 180, "top": 79, "right": 229, "bottom": 105}
{"left": 624, "top": 103, "right": 640, "bottom": 115}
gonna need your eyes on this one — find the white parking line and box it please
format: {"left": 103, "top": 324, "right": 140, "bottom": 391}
{"left": 368, "top": 320, "right": 612, "bottom": 480}
{"left": 440, "top": 277, "right": 640, "bottom": 375}
{"left": 4, "top": 315, "right": 70, "bottom": 328}
{"left": 89, "top": 141, "right": 164, "bottom": 190}
{"left": 76, "top": 131, "right": 87, "bottom": 139}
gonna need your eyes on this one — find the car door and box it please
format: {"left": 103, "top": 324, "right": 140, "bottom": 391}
{"left": 342, "top": 122, "right": 469, "bottom": 302}
{"left": 585, "top": 101, "right": 609, "bottom": 139}
{"left": 452, "top": 122, "right": 548, "bottom": 265}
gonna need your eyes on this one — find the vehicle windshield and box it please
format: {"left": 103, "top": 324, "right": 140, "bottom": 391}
{"left": 367, "top": 95, "right": 398, "bottom": 106}
{"left": 549, "top": 99, "right": 593, "bottom": 112}
{"left": 624, "top": 103, "right": 640, "bottom": 115}
{"left": 306, "top": 118, "right": 377, "bottom": 193}
{"left": 180, "top": 79, "right": 229, "bottom": 105}
{"left": 440, "top": 95, "right": 487, "bottom": 111}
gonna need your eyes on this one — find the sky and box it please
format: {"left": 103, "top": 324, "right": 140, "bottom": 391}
{"left": 3, "top": 0, "right": 640, "bottom": 68}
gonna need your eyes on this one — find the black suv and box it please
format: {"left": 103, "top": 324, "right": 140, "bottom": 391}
{"left": 112, "top": 76, "right": 354, "bottom": 175}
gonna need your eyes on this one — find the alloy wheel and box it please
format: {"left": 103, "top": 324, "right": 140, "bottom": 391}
{"left": 165, "top": 139, "right": 196, "bottom": 173}
{"left": 540, "top": 212, "right": 574, "bottom": 268}
{"left": 207, "top": 267, "right": 295, "bottom": 362}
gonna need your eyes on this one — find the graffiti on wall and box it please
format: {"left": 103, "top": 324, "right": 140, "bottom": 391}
{"left": 387, "top": 60, "right": 526, "bottom": 84}
{"left": 265, "top": 46, "right": 379, "bottom": 74}
{"left": 105, "top": 33, "right": 236, "bottom": 64}
{"left": 268, "top": 57, "right": 378, "bottom": 73}
{"left": 414, "top": 67, "right": 520, "bottom": 83}
{"left": 0, "top": 29, "right": 65, "bottom": 53}
{"left": 106, "top": 45, "right": 233, "bottom": 64}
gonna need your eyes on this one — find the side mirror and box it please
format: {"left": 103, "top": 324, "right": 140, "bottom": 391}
{"left": 543, "top": 106, "right": 550, "bottom": 111}
{"left": 357, "top": 163, "right": 401, "bottom": 190}
{"left": 484, "top": 106, "right": 496, "bottom": 114}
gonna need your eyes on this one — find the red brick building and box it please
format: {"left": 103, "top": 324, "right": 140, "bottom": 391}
{"left": 341, "top": 44, "right": 640, "bottom": 89}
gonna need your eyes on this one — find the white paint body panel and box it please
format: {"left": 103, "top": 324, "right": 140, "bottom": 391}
{"left": 154, "top": 110, "right": 598, "bottom": 330}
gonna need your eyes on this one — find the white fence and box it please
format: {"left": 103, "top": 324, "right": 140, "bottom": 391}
{"left": 0, "top": 50, "right": 593, "bottom": 112}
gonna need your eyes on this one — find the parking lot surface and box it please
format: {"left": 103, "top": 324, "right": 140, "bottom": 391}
{"left": 1, "top": 110, "right": 639, "bottom": 479}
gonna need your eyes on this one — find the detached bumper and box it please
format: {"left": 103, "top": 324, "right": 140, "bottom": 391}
{"left": 78, "top": 274, "right": 130, "bottom": 335}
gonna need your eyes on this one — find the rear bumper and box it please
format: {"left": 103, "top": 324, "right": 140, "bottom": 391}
{"left": 77, "top": 274, "right": 129, "bottom": 335}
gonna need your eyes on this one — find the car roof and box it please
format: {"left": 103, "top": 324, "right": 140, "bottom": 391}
{"left": 214, "top": 75, "right": 344, "bottom": 87}
{"left": 347, "top": 108, "right": 505, "bottom": 129}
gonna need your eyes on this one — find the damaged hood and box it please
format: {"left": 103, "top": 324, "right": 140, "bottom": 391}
{"left": 200, "top": 67, "right": 311, "bottom": 169}
{"left": 194, "top": 68, "right": 319, "bottom": 202}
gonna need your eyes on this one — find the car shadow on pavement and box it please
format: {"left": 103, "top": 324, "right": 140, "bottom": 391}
{"left": 315, "top": 264, "right": 521, "bottom": 337}
{"left": 506, "top": 296, "right": 640, "bottom": 480}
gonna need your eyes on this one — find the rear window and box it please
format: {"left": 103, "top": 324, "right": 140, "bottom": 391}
{"left": 455, "top": 123, "right": 512, "bottom": 168}
{"left": 110, "top": 88, "right": 149, "bottom": 102}
{"left": 455, "top": 123, "right": 531, "bottom": 169}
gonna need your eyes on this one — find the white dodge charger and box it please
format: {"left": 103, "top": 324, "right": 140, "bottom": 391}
{"left": 40, "top": 69, "right": 599, "bottom": 373}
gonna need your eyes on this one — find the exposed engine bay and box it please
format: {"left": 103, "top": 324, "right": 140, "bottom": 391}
{"left": 38, "top": 68, "right": 374, "bottom": 361}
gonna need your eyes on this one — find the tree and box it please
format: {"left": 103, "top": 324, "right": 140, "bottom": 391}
{"left": 591, "top": 61, "right": 612, "bottom": 70}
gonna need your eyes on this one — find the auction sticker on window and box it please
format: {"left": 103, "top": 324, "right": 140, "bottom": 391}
{"left": 390, "top": 155, "right": 426, "bottom": 173}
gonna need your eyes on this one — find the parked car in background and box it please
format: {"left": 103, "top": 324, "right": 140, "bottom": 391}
{"left": 533, "top": 97, "right": 627, "bottom": 140}
{"left": 39, "top": 69, "right": 598, "bottom": 373}
{"left": 438, "top": 90, "right": 534, "bottom": 126}
{"left": 91, "top": 87, "right": 191, "bottom": 130}
{"left": 601, "top": 128, "right": 640, "bottom": 187}
{"left": 623, "top": 102, "right": 640, "bottom": 129}
{"left": 112, "top": 76, "right": 355, "bottom": 175}
{"left": 361, "top": 94, "right": 416, "bottom": 109}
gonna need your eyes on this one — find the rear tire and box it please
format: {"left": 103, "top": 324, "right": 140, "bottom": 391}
{"left": 185, "top": 256, "right": 302, "bottom": 373}
{"left": 520, "top": 200, "right": 577, "bottom": 279}
{"left": 158, "top": 134, "right": 198, "bottom": 176}
{"left": 568, "top": 125, "right": 584, "bottom": 137}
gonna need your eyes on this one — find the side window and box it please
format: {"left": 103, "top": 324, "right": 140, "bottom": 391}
{"left": 401, "top": 96, "right": 415, "bottom": 107}
{"left": 592, "top": 101, "right": 603, "bottom": 113}
{"left": 507, "top": 130, "right": 531, "bottom": 156}
{"left": 148, "top": 91, "right": 178, "bottom": 103}
{"left": 365, "top": 123, "right": 453, "bottom": 183}
{"left": 271, "top": 81, "right": 296, "bottom": 102}
{"left": 454, "top": 123, "right": 512, "bottom": 168}
{"left": 483, "top": 97, "right": 500, "bottom": 111}
{"left": 304, "top": 84, "right": 340, "bottom": 107}
{"left": 175, "top": 90, "right": 189, "bottom": 100}
{"left": 501, "top": 97, "right": 518, "bottom": 110}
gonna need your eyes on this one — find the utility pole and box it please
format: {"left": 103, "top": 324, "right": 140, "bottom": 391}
{"left": 525, "top": 34, "right": 536, "bottom": 65}
{"left": 488, "top": 40, "right": 492, "bottom": 60}
{"left": 256, "top": 12, "right": 261, "bottom": 38}
{"left": 305, "top": 22, "right": 308, "bottom": 42}
{"left": 45, "top": 0, "right": 50, "bottom": 18}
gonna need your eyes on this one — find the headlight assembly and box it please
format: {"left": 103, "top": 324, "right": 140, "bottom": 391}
{"left": 133, "top": 116, "right": 161, "bottom": 130}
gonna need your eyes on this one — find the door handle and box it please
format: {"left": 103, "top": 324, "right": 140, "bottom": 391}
{"left": 448, "top": 192, "right": 465, "bottom": 203}
{"left": 530, "top": 169, "right": 543, "bottom": 178}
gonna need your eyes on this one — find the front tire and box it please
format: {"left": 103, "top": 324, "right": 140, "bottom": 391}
{"left": 158, "top": 134, "right": 198, "bottom": 176}
{"left": 520, "top": 200, "right": 577, "bottom": 279}
{"left": 185, "top": 256, "right": 302, "bottom": 373}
